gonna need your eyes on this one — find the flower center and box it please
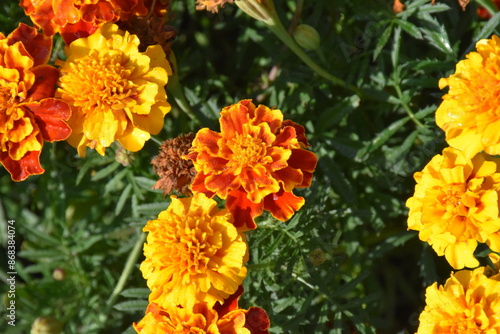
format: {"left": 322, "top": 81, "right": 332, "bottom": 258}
{"left": 227, "top": 132, "right": 266, "bottom": 168}
{"left": 59, "top": 50, "right": 136, "bottom": 113}
{"left": 176, "top": 219, "right": 220, "bottom": 275}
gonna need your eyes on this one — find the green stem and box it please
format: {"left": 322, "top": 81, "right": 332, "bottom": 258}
{"left": 394, "top": 84, "right": 424, "bottom": 128}
{"left": 100, "top": 232, "right": 146, "bottom": 325}
{"left": 267, "top": 21, "right": 362, "bottom": 96}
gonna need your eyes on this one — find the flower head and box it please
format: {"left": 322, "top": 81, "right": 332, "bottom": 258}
{"left": 152, "top": 133, "right": 197, "bottom": 196}
{"left": 20, "top": 0, "right": 155, "bottom": 44}
{"left": 436, "top": 35, "right": 500, "bottom": 159}
{"left": 406, "top": 147, "right": 500, "bottom": 269}
{"left": 133, "top": 302, "right": 250, "bottom": 334}
{"left": 57, "top": 23, "right": 171, "bottom": 157}
{"left": 185, "top": 99, "right": 317, "bottom": 230}
{"left": 196, "top": 0, "right": 234, "bottom": 13}
{"left": 416, "top": 258, "right": 500, "bottom": 333}
{"left": 0, "top": 23, "right": 71, "bottom": 181}
{"left": 140, "top": 193, "right": 248, "bottom": 308}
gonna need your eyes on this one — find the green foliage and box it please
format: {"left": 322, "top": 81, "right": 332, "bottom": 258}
{"left": 1, "top": 0, "right": 500, "bottom": 333}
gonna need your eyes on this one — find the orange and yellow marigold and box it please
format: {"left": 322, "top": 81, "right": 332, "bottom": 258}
{"left": 406, "top": 147, "right": 500, "bottom": 269}
{"left": 416, "top": 255, "right": 500, "bottom": 333}
{"left": 185, "top": 99, "right": 317, "bottom": 230}
{"left": 0, "top": 23, "right": 71, "bottom": 181}
{"left": 140, "top": 193, "right": 248, "bottom": 309}
{"left": 436, "top": 35, "right": 500, "bottom": 159}
{"left": 56, "top": 23, "right": 171, "bottom": 157}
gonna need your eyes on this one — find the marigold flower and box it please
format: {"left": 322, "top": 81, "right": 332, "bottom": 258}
{"left": 406, "top": 147, "right": 500, "bottom": 269}
{"left": 0, "top": 23, "right": 71, "bottom": 181}
{"left": 140, "top": 193, "right": 248, "bottom": 308}
{"left": 196, "top": 0, "right": 234, "bottom": 13}
{"left": 152, "top": 133, "right": 197, "bottom": 196}
{"left": 57, "top": 23, "right": 171, "bottom": 157}
{"left": 436, "top": 35, "right": 500, "bottom": 159}
{"left": 185, "top": 99, "right": 317, "bottom": 230}
{"left": 133, "top": 302, "right": 250, "bottom": 334}
{"left": 20, "top": 0, "right": 155, "bottom": 44}
{"left": 416, "top": 259, "right": 500, "bottom": 333}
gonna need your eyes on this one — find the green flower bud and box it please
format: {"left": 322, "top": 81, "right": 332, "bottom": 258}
{"left": 293, "top": 24, "right": 321, "bottom": 50}
{"left": 31, "top": 316, "right": 63, "bottom": 334}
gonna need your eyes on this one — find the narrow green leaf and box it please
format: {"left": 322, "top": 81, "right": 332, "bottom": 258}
{"left": 113, "top": 299, "right": 148, "bottom": 312}
{"left": 115, "top": 183, "right": 132, "bottom": 216}
{"left": 416, "top": 3, "right": 451, "bottom": 14}
{"left": 135, "top": 202, "right": 169, "bottom": 216}
{"left": 120, "top": 288, "right": 151, "bottom": 299}
{"left": 373, "top": 23, "right": 393, "bottom": 60}
{"left": 395, "top": 19, "right": 423, "bottom": 40}
{"left": 91, "top": 161, "right": 121, "bottom": 181}
{"left": 104, "top": 168, "right": 129, "bottom": 195}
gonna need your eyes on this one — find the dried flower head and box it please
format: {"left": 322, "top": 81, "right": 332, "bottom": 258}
{"left": 196, "top": 0, "right": 234, "bottom": 13}
{"left": 406, "top": 147, "right": 500, "bottom": 269}
{"left": 57, "top": 23, "right": 171, "bottom": 157}
{"left": 416, "top": 259, "right": 500, "bottom": 333}
{"left": 0, "top": 23, "right": 71, "bottom": 181}
{"left": 152, "top": 133, "right": 196, "bottom": 196}
{"left": 140, "top": 193, "right": 248, "bottom": 308}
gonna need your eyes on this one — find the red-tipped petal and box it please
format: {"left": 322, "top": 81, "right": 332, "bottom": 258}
{"left": 263, "top": 188, "right": 304, "bottom": 222}
{"left": 60, "top": 21, "right": 98, "bottom": 45}
{"left": 226, "top": 188, "right": 263, "bottom": 230}
{"left": 28, "top": 65, "right": 59, "bottom": 100}
{"left": 7, "top": 23, "right": 53, "bottom": 66}
{"left": 288, "top": 148, "right": 318, "bottom": 173}
{"left": 29, "top": 98, "right": 71, "bottom": 142}
{"left": 220, "top": 102, "right": 251, "bottom": 139}
{"left": 282, "top": 120, "right": 309, "bottom": 146}
{"left": 244, "top": 307, "right": 271, "bottom": 334}
{"left": 214, "top": 285, "right": 244, "bottom": 317}
{"left": 1, "top": 149, "right": 44, "bottom": 181}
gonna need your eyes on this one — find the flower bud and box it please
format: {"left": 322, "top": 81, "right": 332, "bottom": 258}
{"left": 52, "top": 268, "right": 65, "bottom": 281}
{"left": 31, "top": 316, "right": 63, "bottom": 334}
{"left": 293, "top": 24, "right": 321, "bottom": 50}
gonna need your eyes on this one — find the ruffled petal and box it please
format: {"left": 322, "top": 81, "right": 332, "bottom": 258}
{"left": 226, "top": 188, "right": 263, "bottom": 230}
{"left": 263, "top": 188, "right": 305, "bottom": 222}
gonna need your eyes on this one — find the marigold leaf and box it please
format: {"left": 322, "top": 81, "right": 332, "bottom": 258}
{"left": 115, "top": 183, "right": 132, "bottom": 216}
{"left": 90, "top": 161, "right": 121, "bottom": 182}
{"left": 373, "top": 23, "right": 393, "bottom": 61}
{"left": 120, "top": 288, "right": 150, "bottom": 299}
{"left": 395, "top": 19, "right": 423, "bottom": 40}
{"left": 113, "top": 299, "right": 149, "bottom": 312}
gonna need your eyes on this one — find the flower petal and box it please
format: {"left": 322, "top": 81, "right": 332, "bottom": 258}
{"left": 1, "top": 149, "right": 44, "bottom": 181}
{"left": 263, "top": 188, "right": 304, "bottom": 222}
{"left": 226, "top": 188, "right": 263, "bottom": 230}
{"left": 29, "top": 98, "right": 71, "bottom": 142}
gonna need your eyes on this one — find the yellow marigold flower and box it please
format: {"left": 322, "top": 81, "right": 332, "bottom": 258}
{"left": 406, "top": 147, "right": 500, "bottom": 269}
{"left": 436, "top": 35, "right": 500, "bottom": 159}
{"left": 57, "top": 23, "right": 171, "bottom": 157}
{"left": 140, "top": 193, "right": 248, "bottom": 308}
{"left": 133, "top": 302, "right": 250, "bottom": 334}
{"left": 185, "top": 99, "right": 318, "bottom": 231}
{"left": 196, "top": 0, "right": 234, "bottom": 13}
{"left": 416, "top": 261, "right": 500, "bottom": 333}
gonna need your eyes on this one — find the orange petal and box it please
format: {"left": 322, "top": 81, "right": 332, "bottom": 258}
{"left": 190, "top": 171, "right": 216, "bottom": 198}
{"left": 60, "top": 21, "right": 99, "bottom": 45}
{"left": 273, "top": 125, "right": 297, "bottom": 148}
{"left": 0, "top": 149, "right": 44, "bottom": 181}
{"left": 282, "top": 120, "right": 309, "bottom": 146}
{"left": 239, "top": 166, "right": 280, "bottom": 202}
{"left": 226, "top": 188, "right": 263, "bottom": 230}
{"left": 263, "top": 188, "right": 304, "bottom": 222}
{"left": 7, "top": 23, "right": 53, "bottom": 66}
{"left": 288, "top": 148, "right": 318, "bottom": 173}
{"left": 272, "top": 167, "right": 304, "bottom": 192}
{"left": 20, "top": 0, "right": 57, "bottom": 35}
{"left": 52, "top": 0, "right": 80, "bottom": 27}
{"left": 29, "top": 98, "right": 71, "bottom": 142}
{"left": 214, "top": 285, "right": 244, "bottom": 317}
{"left": 80, "top": 2, "right": 116, "bottom": 23}
{"left": 220, "top": 102, "right": 251, "bottom": 139}
{"left": 28, "top": 65, "right": 59, "bottom": 100}
{"left": 193, "top": 128, "right": 222, "bottom": 156}
{"left": 252, "top": 104, "right": 283, "bottom": 133}
{"left": 205, "top": 169, "right": 240, "bottom": 198}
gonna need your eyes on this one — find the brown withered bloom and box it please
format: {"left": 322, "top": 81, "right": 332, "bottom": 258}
{"left": 152, "top": 133, "right": 196, "bottom": 196}
{"left": 117, "top": 0, "right": 176, "bottom": 56}
{"left": 196, "top": 0, "right": 234, "bottom": 13}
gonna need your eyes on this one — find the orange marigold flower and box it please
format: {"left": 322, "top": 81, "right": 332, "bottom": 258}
{"left": 185, "top": 99, "right": 317, "bottom": 230}
{"left": 416, "top": 256, "right": 500, "bottom": 333}
{"left": 196, "top": 0, "right": 234, "bottom": 13}
{"left": 406, "top": 147, "right": 500, "bottom": 269}
{"left": 140, "top": 193, "right": 248, "bottom": 308}
{"left": 133, "top": 302, "right": 250, "bottom": 334}
{"left": 20, "top": 0, "right": 154, "bottom": 44}
{"left": 436, "top": 35, "right": 500, "bottom": 159}
{"left": 56, "top": 23, "right": 171, "bottom": 157}
{"left": 0, "top": 23, "right": 71, "bottom": 181}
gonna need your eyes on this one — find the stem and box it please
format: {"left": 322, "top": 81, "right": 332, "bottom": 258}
{"left": 100, "top": 232, "right": 146, "bottom": 325}
{"left": 267, "top": 21, "right": 362, "bottom": 96}
{"left": 394, "top": 84, "right": 424, "bottom": 128}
